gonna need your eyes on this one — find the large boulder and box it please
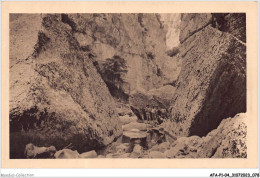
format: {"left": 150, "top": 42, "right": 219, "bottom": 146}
{"left": 148, "top": 151, "right": 166, "bottom": 158}
{"left": 165, "top": 13, "right": 246, "bottom": 137}
{"left": 78, "top": 150, "right": 98, "bottom": 158}
{"left": 24, "top": 143, "right": 56, "bottom": 158}
{"left": 10, "top": 14, "right": 122, "bottom": 158}
{"left": 199, "top": 113, "right": 247, "bottom": 158}
{"left": 165, "top": 136, "right": 202, "bottom": 158}
{"left": 130, "top": 144, "right": 144, "bottom": 158}
{"left": 54, "top": 149, "right": 79, "bottom": 159}
{"left": 122, "top": 122, "right": 147, "bottom": 131}
{"left": 164, "top": 113, "right": 247, "bottom": 158}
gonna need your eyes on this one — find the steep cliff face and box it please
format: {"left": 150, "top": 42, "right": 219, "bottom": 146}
{"left": 67, "top": 13, "right": 181, "bottom": 100}
{"left": 10, "top": 14, "right": 122, "bottom": 158}
{"left": 165, "top": 13, "right": 246, "bottom": 137}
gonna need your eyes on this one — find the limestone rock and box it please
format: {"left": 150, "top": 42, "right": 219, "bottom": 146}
{"left": 164, "top": 113, "right": 247, "bottom": 158}
{"left": 115, "top": 143, "right": 130, "bottom": 154}
{"left": 130, "top": 144, "right": 143, "bottom": 158}
{"left": 160, "top": 14, "right": 181, "bottom": 49}
{"left": 54, "top": 149, "right": 79, "bottom": 159}
{"left": 148, "top": 151, "right": 166, "bottom": 158}
{"left": 78, "top": 150, "right": 97, "bottom": 158}
{"left": 67, "top": 13, "right": 181, "bottom": 100}
{"left": 179, "top": 13, "right": 212, "bottom": 43}
{"left": 121, "top": 153, "right": 131, "bottom": 158}
{"left": 122, "top": 122, "right": 147, "bottom": 131}
{"left": 157, "top": 142, "right": 170, "bottom": 152}
{"left": 212, "top": 13, "right": 246, "bottom": 43}
{"left": 24, "top": 143, "right": 56, "bottom": 158}
{"left": 10, "top": 14, "right": 122, "bottom": 158}
{"left": 147, "top": 85, "right": 177, "bottom": 105}
{"left": 166, "top": 136, "right": 202, "bottom": 158}
{"left": 166, "top": 24, "right": 246, "bottom": 137}
{"left": 199, "top": 113, "right": 247, "bottom": 158}
{"left": 133, "top": 144, "right": 143, "bottom": 153}
{"left": 119, "top": 115, "right": 138, "bottom": 125}
{"left": 10, "top": 14, "right": 42, "bottom": 67}
{"left": 149, "top": 144, "right": 159, "bottom": 151}
{"left": 123, "top": 131, "right": 147, "bottom": 139}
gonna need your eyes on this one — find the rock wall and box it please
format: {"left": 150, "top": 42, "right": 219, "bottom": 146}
{"left": 160, "top": 14, "right": 181, "bottom": 49}
{"left": 67, "top": 13, "right": 181, "bottom": 100}
{"left": 165, "top": 13, "right": 246, "bottom": 137}
{"left": 10, "top": 14, "right": 122, "bottom": 158}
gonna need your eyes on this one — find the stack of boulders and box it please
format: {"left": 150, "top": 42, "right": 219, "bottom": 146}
{"left": 148, "top": 113, "right": 247, "bottom": 158}
{"left": 24, "top": 143, "right": 98, "bottom": 159}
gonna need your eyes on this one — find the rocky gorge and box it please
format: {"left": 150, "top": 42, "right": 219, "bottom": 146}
{"left": 10, "top": 13, "right": 246, "bottom": 159}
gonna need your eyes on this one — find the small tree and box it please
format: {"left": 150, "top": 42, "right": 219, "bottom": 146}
{"left": 102, "top": 55, "right": 127, "bottom": 87}
{"left": 101, "top": 55, "right": 128, "bottom": 101}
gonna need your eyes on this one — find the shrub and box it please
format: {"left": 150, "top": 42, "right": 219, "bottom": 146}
{"left": 100, "top": 55, "right": 129, "bottom": 102}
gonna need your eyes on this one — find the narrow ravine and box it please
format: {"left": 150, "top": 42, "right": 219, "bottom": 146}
{"left": 11, "top": 13, "right": 247, "bottom": 159}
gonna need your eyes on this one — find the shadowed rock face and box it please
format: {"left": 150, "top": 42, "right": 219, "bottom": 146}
{"left": 179, "top": 13, "right": 246, "bottom": 44}
{"left": 165, "top": 13, "right": 246, "bottom": 137}
{"left": 10, "top": 14, "right": 122, "bottom": 158}
{"left": 212, "top": 13, "right": 246, "bottom": 43}
{"left": 129, "top": 85, "right": 175, "bottom": 124}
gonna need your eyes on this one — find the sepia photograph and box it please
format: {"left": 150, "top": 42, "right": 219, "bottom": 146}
{"left": 1, "top": 1, "right": 258, "bottom": 172}
{"left": 9, "top": 12, "right": 247, "bottom": 159}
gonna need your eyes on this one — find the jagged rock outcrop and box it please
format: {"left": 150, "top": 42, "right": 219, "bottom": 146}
{"left": 66, "top": 13, "right": 181, "bottom": 101}
{"left": 179, "top": 13, "right": 212, "bottom": 44}
{"left": 165, "top": 13, "right": 246, "bottom": 137}
{"left": 165, "top": 113, "right": 247, "bottom": 158}
{"left": 10, "top": 14, "right": 122, "bottom": 158}
{"left": 200, "top": 113, "right": 247, "bottom": 158}
{"left": 180, "top": 13, "right": 246, "bottom": 44}
{"left": 212, "top": 13, "right": 246, "bottom": 43}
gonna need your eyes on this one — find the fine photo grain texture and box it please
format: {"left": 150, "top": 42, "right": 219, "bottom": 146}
{"left": 9, "top": 13, "right": 246, "bottom": 159}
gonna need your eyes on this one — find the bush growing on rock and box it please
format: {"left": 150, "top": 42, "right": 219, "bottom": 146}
{"left": 99, "top": 55, "right": 129, "bottom": 102}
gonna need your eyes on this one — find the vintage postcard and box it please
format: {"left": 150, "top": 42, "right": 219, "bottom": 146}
{"left": 1, "top": 1, "right": 258, "bottom": 168}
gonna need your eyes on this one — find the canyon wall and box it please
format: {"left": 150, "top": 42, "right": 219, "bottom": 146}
{"left": 10, "top": 14, "right": 122, "bottom": 158}
{"left": 67, "top": 13, "right": 181, "bottom": 100}
{"left": 165, "top": 13, "right": 246, "bottom": 137}
{"left": 10, "top": 13, "right": 182, "bottom": 158}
